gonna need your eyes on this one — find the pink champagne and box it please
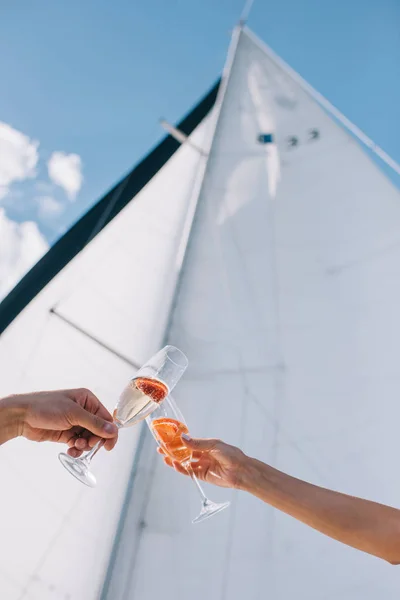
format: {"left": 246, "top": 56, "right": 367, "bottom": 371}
{"left": 113, "top": 377, "right": 168, "bottom": 426}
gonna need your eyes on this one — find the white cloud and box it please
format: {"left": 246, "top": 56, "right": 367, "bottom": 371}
{"left": 47, "top": 151, "right": 83, "bottom": 200}
{"left": 0, "top": 208, "right": 48, "bottom": 300}
{"left": 0, "top": 122, "right": 39, "bottom": 199}
{"left": 37, "top": 196, "right": 64, "bottom": 219}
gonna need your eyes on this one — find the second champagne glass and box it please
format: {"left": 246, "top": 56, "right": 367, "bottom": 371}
{"left": 59, "top": 345, "right": 188, "bottom": 487}
{"left": 146, "top": 395, "right": 230, "bottom": 523}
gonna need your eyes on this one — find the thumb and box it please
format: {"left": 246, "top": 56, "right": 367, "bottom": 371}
{"left": 70, "top": 405, "right": 118, "bottom": 438}
{"left": 181, "top": 434, "right": 219, "bottom": 451}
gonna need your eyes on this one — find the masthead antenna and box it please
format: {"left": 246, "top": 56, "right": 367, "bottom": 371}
{"left": 239, "top": 0, "right": 255, "bottom": 26}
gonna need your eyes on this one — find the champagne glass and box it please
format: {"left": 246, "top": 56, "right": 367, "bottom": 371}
{"left": 146, "top": 395, "right": 230, "bottom": 523}
{"left": 59, "top": 345, "right": 188, "bottom": 488}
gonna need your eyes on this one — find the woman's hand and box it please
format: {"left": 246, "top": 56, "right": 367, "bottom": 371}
{"left": 158, "top": 435, "right": 248, "bottom": 489}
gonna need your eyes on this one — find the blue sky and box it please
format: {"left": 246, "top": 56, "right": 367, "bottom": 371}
{"left": 0, "top": 0, "right": 399, "bottom": 259}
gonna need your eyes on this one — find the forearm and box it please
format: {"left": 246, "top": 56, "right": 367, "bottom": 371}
{"left": 239, "top": 457, "right": 400, "bottom": 564}
{"left": 0, "top": 396, "right": 25, "bottom": 445}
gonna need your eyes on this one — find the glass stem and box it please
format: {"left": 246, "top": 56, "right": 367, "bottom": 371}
{"left": 81, "top": 440, "right": 104, "bottom": 464}
{"left": 184, "top": 463, "right": 209, "bottom": 505}
{"left": 80, "top": 422, "right": 122, "bottom": 464}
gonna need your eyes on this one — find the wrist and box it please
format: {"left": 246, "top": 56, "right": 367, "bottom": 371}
{"left": 0, "top": 395, "right": 28, "bottom": 444}
{"left": 236, "top": 455, "right": 262, "bottom": 492}
{"left": 237, "top": 455, "right": 277, "bottom": 495}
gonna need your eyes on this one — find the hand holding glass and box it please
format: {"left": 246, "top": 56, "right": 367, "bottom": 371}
{"left": 146, "top": 395, "right": 230, "bottom": 523}
{"left": 59, "top": 345, "right": 188, "bottom": 487}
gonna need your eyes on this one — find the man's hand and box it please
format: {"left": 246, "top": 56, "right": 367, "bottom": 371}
{"left": 158, "top": 435, "right": 248, "bottom": 489}
{"left": 0, "top": 389, "right": 118, "bottom": 456}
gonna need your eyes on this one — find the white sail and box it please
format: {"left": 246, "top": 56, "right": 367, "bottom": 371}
{"left": 0, "top": 95, "right": 217, "bottom": 600}
{"left": 102, "top": 26, "right": 400, "bottom": 600}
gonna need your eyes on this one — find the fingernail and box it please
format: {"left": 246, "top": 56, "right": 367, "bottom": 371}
{"left": 104, "top": 423, "right": 116, "bottom": 434}
{"left": 182, "top": 433, "right": 191, "bottom": 441}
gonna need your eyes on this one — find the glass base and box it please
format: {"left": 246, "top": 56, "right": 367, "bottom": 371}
{"left": 58, "top": 452, "right": 97, "bottom": 488}
{"left": 192, "top": 500, "right": 230, "bottom": 524}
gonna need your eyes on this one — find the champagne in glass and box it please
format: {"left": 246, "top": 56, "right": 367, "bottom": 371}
{"left": 113, "top": 377, "right": 169, "bottom": 427}
{"left": 59, "top": 345, "right": 188, "bottom": 488}
{"left": 151, "top": 418, "right": 192, "bottom": 464}
{"left": 147, "top": 395, "right": 230, "bottom": 524}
